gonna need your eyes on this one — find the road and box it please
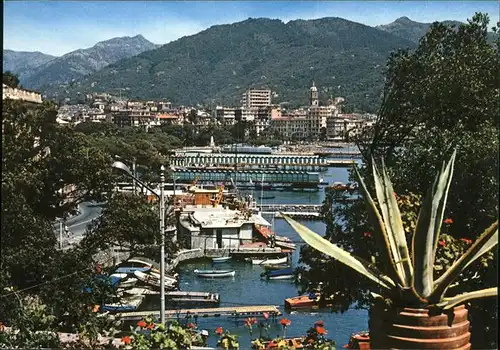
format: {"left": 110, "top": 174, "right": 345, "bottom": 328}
{"left": 54, "top": 201, "right": 104, "bottom": 248}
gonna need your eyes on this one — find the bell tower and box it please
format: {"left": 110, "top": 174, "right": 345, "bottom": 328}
{"left": 309, "top": 81, "right": 319, "bottom": 106}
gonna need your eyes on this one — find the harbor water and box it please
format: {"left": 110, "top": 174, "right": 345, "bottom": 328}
{"left": 146, "top": 163, "right": 368, "bottom": 347}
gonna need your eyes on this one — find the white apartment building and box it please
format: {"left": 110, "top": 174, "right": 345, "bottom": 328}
{"left": 241, "top": 88, "right": 272, "bottom": 108}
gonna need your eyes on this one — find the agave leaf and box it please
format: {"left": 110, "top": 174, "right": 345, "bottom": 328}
{"left": 371, "top": 159, "right": 410, "bottom": 287}
{"left": 441, "top": 287, "right": 497, "bottom": 310}
{"left": 430, "top": 221, "right": 498, "bottom": 302}
{"left": 412, "top": 150, "right": 456, "bottom": 299}
{"left": 381, "top": 159, "right": 413, "bottom": 285}
{"left": 281, "top": 213, "right": 395, "bottom": 290}
{"left": 354, "top": 166, "right": 400, "bottom": 284}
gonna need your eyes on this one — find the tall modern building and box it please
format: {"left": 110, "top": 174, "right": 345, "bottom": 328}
{"left": 241, "top": 88, "right": 272, "bottom": 108}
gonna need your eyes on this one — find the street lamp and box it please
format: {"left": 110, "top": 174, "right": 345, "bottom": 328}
{"left": 112, "top": 160, "right": 167, "bottom": 324}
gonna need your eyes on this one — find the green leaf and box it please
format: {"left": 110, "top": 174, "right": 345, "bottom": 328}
{"left": 412, "top": 150, "right": 456, "bottom": 299}
{"left": 372, "top": 159, "right": 412, "bottom": 287}
{"left": 430, "top": 220, "right": 498, "bottom": 302}
{"left": 441, "top": 287, "right": 498, "bottom": 310}
{"left": 354, "top": 166, "right": 401, "bottom": 285}
{"left": 281, "top": 213, "right": 395, "bottom": 290}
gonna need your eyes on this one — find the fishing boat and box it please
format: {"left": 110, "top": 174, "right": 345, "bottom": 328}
{"left": 212, "top": 256, "right": 232, "bottom": 263}
{"left": 284, "top": 292, "right": 321, "bottom": 309}
{"left": 251, "top": 256, "right": 288, "bottom": 265}
{"left": 133, "top": 270, "right": 177, "bottom": 289}
{"left": 101, "top": 295, "right": 145, "bottom": 312}
{"left": 193, "top": 269, "right": 236, "bottom": 278}
{"left": 261, "top": 267, "right": 295, "bottom": 280}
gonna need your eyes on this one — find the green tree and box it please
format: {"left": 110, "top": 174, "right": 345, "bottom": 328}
{"left": 299, "top": 13, "right": 499, "bottom": 349}
{"left": 3, "top": 71, "right": 20, "bottom": 88}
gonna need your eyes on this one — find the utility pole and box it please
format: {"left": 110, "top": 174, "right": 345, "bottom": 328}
{"left": 159, "top": 165, "right": 166, "bottom": 325}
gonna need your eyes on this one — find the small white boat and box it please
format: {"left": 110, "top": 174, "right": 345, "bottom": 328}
{"left": 194, "top": 269, "right": 236, "bottom": 278}
{"left": 118, "top": 277, "right": 138, "bottom": 288}
{"left": 212, "top": 256, "right": 231, "bottom": 263}
{"left": 251, "top": 256, "right": 288, "bottom": 265}
{"left": 134, "top": 270, "right": 177, "bottom": 289}
{"left": 102, "top": 295, "right": 145, "bottom": 312}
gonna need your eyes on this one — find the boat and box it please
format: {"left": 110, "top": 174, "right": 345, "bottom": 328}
{"left": 259, "top": 195, "right": 275, "bottom": 200}
{"left": 117, "top": 277, "right": 138, "bottom": 288}
{"left": 101, "top": 295, "right": 145, "bottom": 312}
{"left": 193, "top": 269, "right": 236, "bottom": 278}
{"left": 251, "top": 256, "right": 288, "bottom": 265}
{"left": 343, "top": 331, "right": 370, "bottom": 349}
{"left": 133, "top": 270, "right": 177, "bottom": 289}
{"left": 212, "top": 256, "right": 232, "bottom": 263}
{"left": 261, "top": 267, "right": 295, "bottom": 280}
{"left": 148, "top": 271, "right": 179, "bottom": 285}
{"left": 284, "top": 292, "right": 321, "bottom": 309}
{"left": 263, "top": 264, "right": 291, "bottom": 271}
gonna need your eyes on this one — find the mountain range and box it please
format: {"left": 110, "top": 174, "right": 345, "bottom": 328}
{"left": 3, "top": 35, "right": 158, "bottom": 90}
{"left": 3, "top": 16, "right": 487, "bottom": 112}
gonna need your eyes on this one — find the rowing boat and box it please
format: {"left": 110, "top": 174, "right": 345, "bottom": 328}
{"left": 193, "top": 269, "right": 236, "bottom": 278}
{"left": 251, "top": 256, "right": 288, "bottom": 265}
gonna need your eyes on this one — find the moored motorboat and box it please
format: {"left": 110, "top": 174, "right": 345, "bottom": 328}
{"left": 251, "top": 256, "right": 288, "bottom": 265}
{"left": 102, "top": 295, "right": 145, "bottom": 312}
{"left": 212, "top": 256, "right": 232, "bottom": 263}
{"left": 284, "top": 292, "right": 321, "bottom": 309}
{"left": 133, "top": 270, "right": 177, "bottom": 289}
{"left": 343, "top": 331, "right": 370, "bottom": 349}
{"left": 261, "top": 267, "right": 294, "bottom": 280}
{"left": 263, "top": 264, "right": 291, "bottom": 271}
{"left": 194, "top": 269, "right": 236, "bottom": 278}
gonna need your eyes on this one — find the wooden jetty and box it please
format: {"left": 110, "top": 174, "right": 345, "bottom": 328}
{"left": 117, "top": 305, "right": 281, "bottom": 321}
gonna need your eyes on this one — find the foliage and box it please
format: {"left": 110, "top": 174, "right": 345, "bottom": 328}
{"left": 53, "top": 17, "right": 418, "bottom": 113}
{"left": 3, "top": 71, "right": 21, "bottom": 88}
{"left": 118, "top": 318, "right": 202, "bottom": 349}
{"left": 81, "top": 192, "right": 179, "bottom": 262}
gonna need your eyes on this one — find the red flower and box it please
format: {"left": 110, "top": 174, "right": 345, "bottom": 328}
{"left": 314, "top": 320, "right": 325, "bottom": 327}
{"left": 443, "top": 218, "right": 453, "bottom": 225}
{"left": 146, "top": 323, "right": 155, "bottom": 330}
{"left": 215, "top": 326, "right": 223, "bottom": 335}
{"left": 460, "top": 238, "right": 473, "bottom": 245}
{"left": 137, "top": 320, "right": 147, "bottom": 328}
{"left": 121, "top": 336, "right": 131, "bottom": 345}
{"left": 279, "top": 318, "right": 292, "bottom": 327}
{"left": 363, "top": 232, "right": 372, "bottom": 238}
{"left": 316, "top": 326, "right": 328, "bottom": 335}
{"left": 438, "top": 239, "right": 446, "bottom": 247}
{"left": 263, "top": 312, "right": 269, "bottom": 320}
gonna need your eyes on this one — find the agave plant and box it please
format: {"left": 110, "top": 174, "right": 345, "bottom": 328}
{"left": 283, "top": 151, "right": 498, "bottom": 309}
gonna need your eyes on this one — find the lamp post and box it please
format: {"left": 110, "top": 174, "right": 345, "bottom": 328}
{"left": 112, "top": 161, "right": 167, "bottom": 324}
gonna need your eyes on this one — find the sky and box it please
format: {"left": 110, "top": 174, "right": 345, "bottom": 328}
{"left": 4, "top": 1, "right": 499, "bottom": 56}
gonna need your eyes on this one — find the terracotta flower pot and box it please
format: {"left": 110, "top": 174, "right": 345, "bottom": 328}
{"left": 369, "top": 303, "right": 471, "bottom": 349}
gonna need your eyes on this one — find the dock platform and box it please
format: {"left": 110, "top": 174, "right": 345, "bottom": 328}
{"left": 118, "top": 305, "right": 281, "bottom": 321}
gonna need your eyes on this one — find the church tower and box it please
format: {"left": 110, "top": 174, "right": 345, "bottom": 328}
{"left": 309, "top": 81, "right": 319, "bottom": 106}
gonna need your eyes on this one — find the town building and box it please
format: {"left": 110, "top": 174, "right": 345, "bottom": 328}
{"left": 241, "top": 88, "right": 272, "bottom": 108}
